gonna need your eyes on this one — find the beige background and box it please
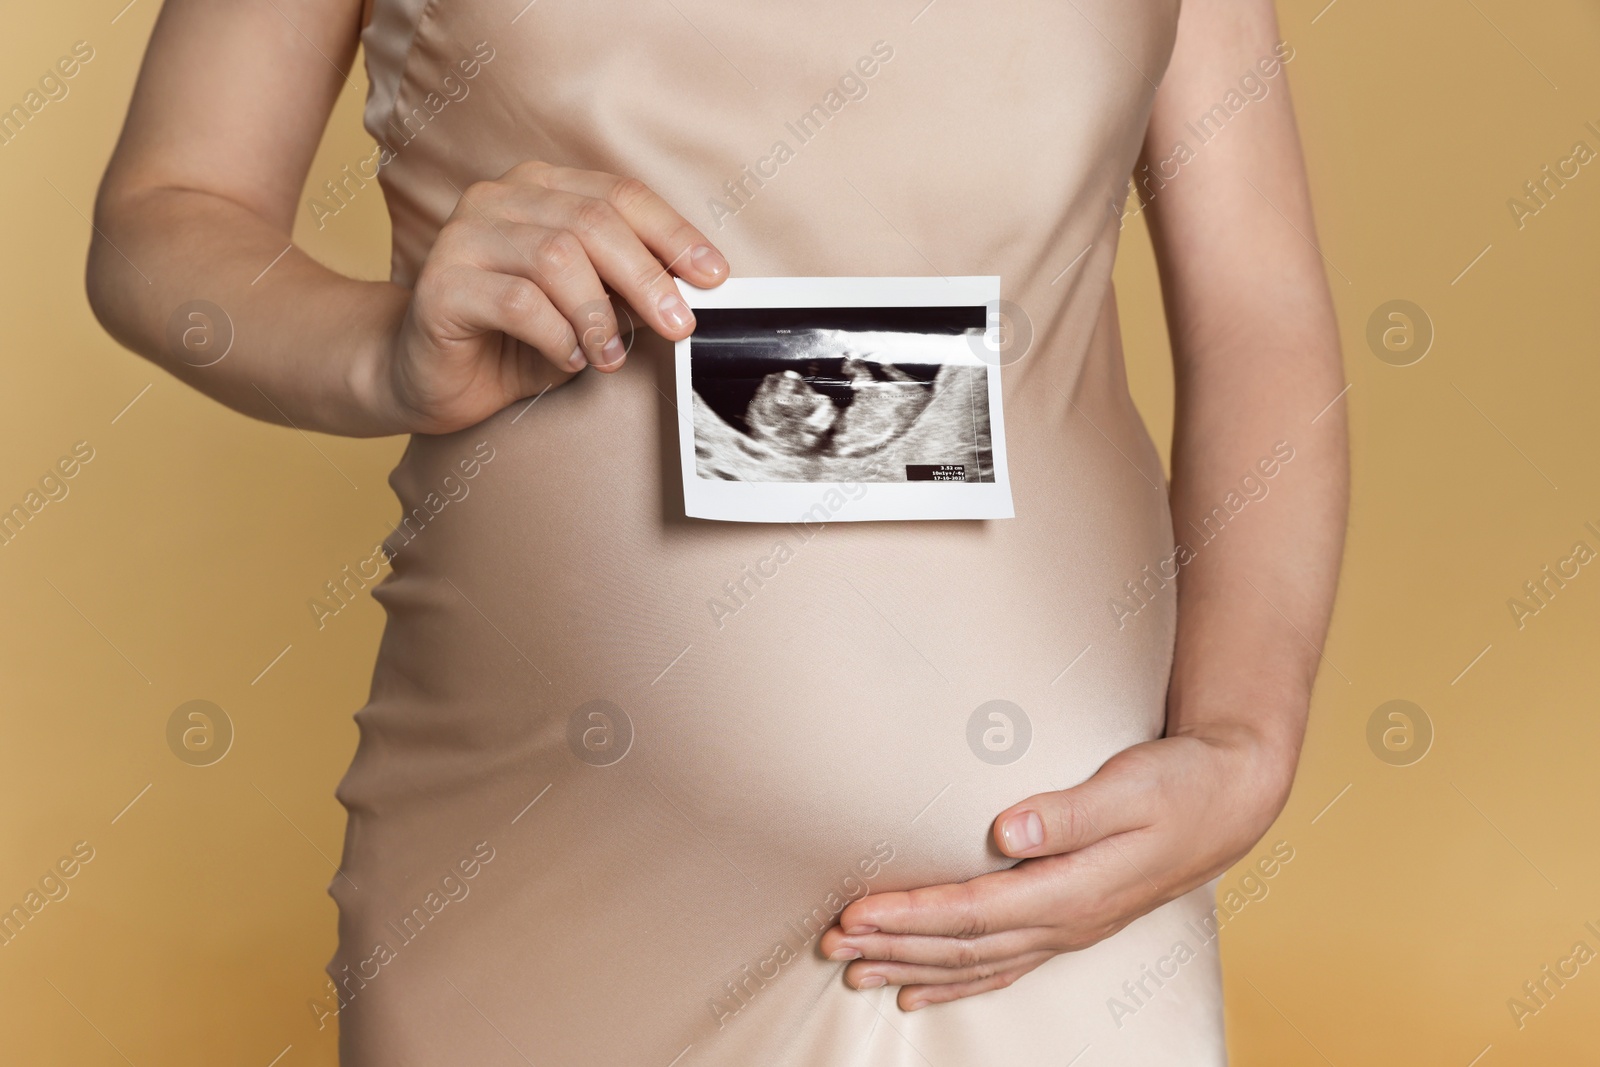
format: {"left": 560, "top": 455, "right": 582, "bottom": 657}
{"left": 3, "top": 1, "right": 1597, "bottom": 1063}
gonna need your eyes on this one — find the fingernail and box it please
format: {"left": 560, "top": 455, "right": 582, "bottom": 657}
{"left": 566, "top": 346, "right": 587, "bottom": 372}
{"left": 690, "top": 244, "right": 727, "bottom": 278}
{"left": 1002, "top": 810, "right": 1044, "bottom": 853}
{"left": 599, "top": 334, "right": 626, "bottom": 367}
{"left": 904, "top": 999, "right": 926, "bottom": 1012}
{"left": 843, "top": 924, "right": 878, "bottom": 936}
{"left": 830, "top": 946, "right": 862, "bottom": 961}
{"left": 658, "top": 292, "right": 694, "bottom": 332}
{"left": 857, "top": 975, "right": 886, "bottom": 989}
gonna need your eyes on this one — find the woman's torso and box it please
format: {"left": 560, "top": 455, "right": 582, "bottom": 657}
{"left": 329, "top": 3, "right": 1225, "bottom": 1064}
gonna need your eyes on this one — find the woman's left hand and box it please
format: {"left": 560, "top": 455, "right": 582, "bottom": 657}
{"left": 818, "top": 725, "right": 1298, "bottom": 1011}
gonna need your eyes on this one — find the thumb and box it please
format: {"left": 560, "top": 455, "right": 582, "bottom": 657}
{"left": 993, "top": 747, "right": 1159, "bottom": 859}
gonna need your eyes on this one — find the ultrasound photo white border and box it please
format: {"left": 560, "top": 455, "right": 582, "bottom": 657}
{"left": 674, "top": 276, "right": 1014, "bottom": 523}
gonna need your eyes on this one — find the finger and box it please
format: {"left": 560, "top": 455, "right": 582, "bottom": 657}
{"left": 898, "top": 958, "right": 1050, "bottom": 1011}
{"left": 846, "top": 950, "right": 1055, "bottom": 994}
{"left": 424, "top": 263, "right": 585, "bottom": 373}
{"left": 820, "top": 925, "right": 1044, "bottom": 968}
{"left": 837, "top": 867, "right": 1047, "bottom": 940}
{"left": 460, "top": 219, "right": 627, "bottom": 371}
{"left": 479, "top": 163, "right": 725, "bottom": 337}
{"left": 839, "top": 851, "right": 1160, "bottom": 949}
{"left": 522, "top": 188, "right": 700, "bottom": 341}
{"left": 993, "top": 747, "right": 1161, "bottom": 860}
{"left": 538, "top": 165, "right": 729, "bottom": 288}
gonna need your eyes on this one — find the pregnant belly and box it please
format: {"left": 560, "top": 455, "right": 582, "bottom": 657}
{"left": 331, "top": 346, "right": 1176, "bottom": 1059}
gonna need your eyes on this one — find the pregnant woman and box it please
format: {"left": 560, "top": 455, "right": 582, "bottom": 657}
{"left": 87, "top": 0, "right": 1347, "bottom": 1063}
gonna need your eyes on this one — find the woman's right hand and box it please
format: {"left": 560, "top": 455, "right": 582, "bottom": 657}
{"left": 94, "top": 5, "right": 731, "bottom": 438}
{"left": 383, "top": 161, "right": 729, "bottom": 435}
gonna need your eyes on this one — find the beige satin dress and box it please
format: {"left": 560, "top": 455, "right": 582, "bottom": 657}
{"left": 333, "top": 1, "right": 1226, "bottom": 1063}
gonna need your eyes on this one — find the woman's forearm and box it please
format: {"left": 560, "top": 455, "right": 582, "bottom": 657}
{"left": 1137, "top": 0, "right": 1350, "bottom": 800}
{"left": 1163, "top": 304, "right": 1349, "bottom": 782}
{"left": 87, "top": 184, "right": 411, "bottom": 437}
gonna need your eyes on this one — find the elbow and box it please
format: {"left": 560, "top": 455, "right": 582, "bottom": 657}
{"left": 83, "top": 186, "right": 148, "bottom": 358}
{"left": 83, "top": 234, "right": 119, "bottom": 341}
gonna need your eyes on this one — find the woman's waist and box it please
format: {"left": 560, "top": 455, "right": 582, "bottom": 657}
{"left": 385, "top": 331, "right": 1166, "bottom": 548}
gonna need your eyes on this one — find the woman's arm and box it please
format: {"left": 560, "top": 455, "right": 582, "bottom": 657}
{"left": 88, "top": 0, "right": 727, "bottom": 438}
{"left": 1148, "top": 0, "right": 1347, "bottom": 778}
{"left": 820, "top": 0, "right": 1348, "bottom": 1009}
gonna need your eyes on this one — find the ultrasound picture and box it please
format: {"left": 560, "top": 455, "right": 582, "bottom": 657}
{"left": 690, "top": 306, "right": 995, "bottom": 484}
